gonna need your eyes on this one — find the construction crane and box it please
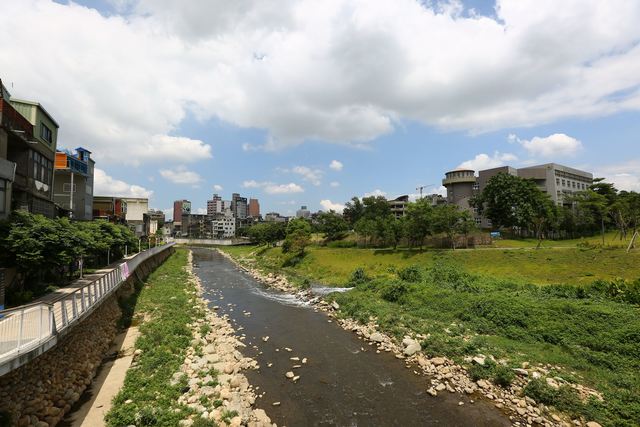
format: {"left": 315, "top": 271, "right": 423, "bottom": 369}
{"left": 416, "top": 184, "right": 434, "bottom": 199}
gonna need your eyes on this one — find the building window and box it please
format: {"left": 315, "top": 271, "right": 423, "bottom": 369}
{"left": 556, "top": 178, "right": 560, "bottom": 185}
{"left": 0, "top": 179, "right": 6, "bottom": 213}
{"left": 63, "top": 183, "right": 77, "bottom": 193}
{"left": 40, "top": 124, "right": 53, "bottom": 144}
{"left": 562, "top": 179, "right": 565, "bottom": 186}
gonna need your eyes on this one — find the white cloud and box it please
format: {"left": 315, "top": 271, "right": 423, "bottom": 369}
{"left": 159, "top": 166, "right": 203, "bottom": 185}
{"left": 596, "top": 159, "right": 640, "bottom": 192}
{"left": 194, "top": 207, "right": 207, "bottom": 214}
{"left": 242, "top": 180, "right": 304, "bottom": 194}
{"left": 320, "top": 199, "right": 345, "bottom": 213}
{"left": 2, "top": 0, "right": 640, "bottom": 154}
{"left": 330, "top": 181, "right": 340, "bottom": 187}
{"left": 516, "top": 133, "right": 583, "bottom": 157}
{"left": 457, "top": 152, "right": 518, "bottom": 171}
{"left": 292, "top": 166, "right": 323, "bottom": 186}
{"left": 213, "top": 184, "right": 223, "bottom": 192}
{"left": 94, "top": 168, "right": 153, "bottom": 198}
{"left": 364, "top": 189, "right": 387, "bottom": 197}
{"left": 329, "top": 160, "right": 343, "bottom": 171}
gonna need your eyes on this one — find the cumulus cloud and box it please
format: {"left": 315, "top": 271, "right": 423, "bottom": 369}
{"left": 457, "top": 152, "right": 518, "bottom": 171}
{"left": 320, "top": 199, "right": 345, "bottom": 213}
{"left": 94, "top": 168, "right": 153, "bottom": 198}
{"left": 2, "top": 0, "right": 640, "bottom": 156}
{"left": 242, "top": 180, "right": 304, "bottom": 194}
{"left": 364, "top": 189, "right": 387, "bottom": 197}
{"left": 291, "top": 166, "right": 323, "bottom": 186}
{"left": 194, "top": 207, "right": 207, "bottom": 214}
{"left": 513, "top": 133, "right": 583, "bottom": 157}
{"left": 159, "top": 166, "right": 203, "bottom": 185}
{"left": 597, "top": 159, "right": 640, "bottom": 192}
{"left": 213, "top": 184, "right": 223, "bottom": 192}
{"left": 329, "top": 160, "right": 344, "bottom": 171}
{"left": 330, "top": 181, "right": 340, "bottom": 187}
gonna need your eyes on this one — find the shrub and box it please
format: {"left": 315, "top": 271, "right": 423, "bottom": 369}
{"left": 326, "top": 240, "right": 357, "bottom": 248}
{"left": 398, "top": 265, "right": 422, "bottom": 282}
{"left": 427, "top": 262, "right": 478, "bottom": 292}
{"left": 380, "top": 281, "right": 409, "bottom": 303}
{"left": 468, "top": 359, "right": 515, "bottom": 388}
{"left": 349, "top": 267, "right": 370, "bottom": 285}
{"left": 524, "top": 379, "right": 583, "bottom": 415}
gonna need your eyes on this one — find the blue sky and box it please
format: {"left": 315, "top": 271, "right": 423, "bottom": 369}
{"left": 3, "top": 0, "right": 640, "bottom": 219}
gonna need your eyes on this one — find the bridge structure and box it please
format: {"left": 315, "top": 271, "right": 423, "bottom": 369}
{"left": 0, "top": 242, "right": 175, "bottom": 376}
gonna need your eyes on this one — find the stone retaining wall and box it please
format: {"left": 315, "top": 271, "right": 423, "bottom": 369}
{"left": 0, "top": 248, "right": 174, "bottom": 427}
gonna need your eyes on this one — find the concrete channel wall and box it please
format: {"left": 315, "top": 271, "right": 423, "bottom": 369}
{"left": 0, "top": 245, "right": 175, "bottom": 426}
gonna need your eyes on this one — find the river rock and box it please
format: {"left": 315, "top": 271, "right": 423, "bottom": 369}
{"left": 285, "top": 371, "right": 295, "bottom": 379}
{"left": 370, "top": 332, "right": 385, "bottom": 343}
{"left": 586, "top": 423, "right": 602, "bottom": 427}
{"left": 430, "top": 357, "right": 446, "bottom": 366}
{"left": 404, "top": 341, "right": 421, "bottom": 356}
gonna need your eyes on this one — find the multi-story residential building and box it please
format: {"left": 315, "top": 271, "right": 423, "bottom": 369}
{"left": 0, "top": 81, "right": 59, "bottom": 218}
{"left": 122, "top": 197, "right": 149, "bottom": 236}
{"left": 173, "top": 199, "right": 191, "bottom": 223}
{"left": 212, "top": 210, "right": 236, "bottom": 238}
{"left": 231, "top": 193, "right": 247, "bottom": 219}
{"left": 144, "top": 209, "right": 165, "bottom": 236}
{"left": 53, "top": 147, "right": 94, "bottom": 219}
{"left": 248, "top": 198, "right": 260, "bottom": 218}
{"left": 92, "top": 196, "right": 127, "bottom": 223}
{"left": 207, "top": 193, "right": 223, "bottom": 215}
{"left": 183, "top": 213, "right": 212, "bottom": 238}
{"left": 296, "top": 205, "right": 310, "bottom": 219}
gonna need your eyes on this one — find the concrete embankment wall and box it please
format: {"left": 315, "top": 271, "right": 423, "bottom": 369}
{"left": 0, "top": 247, "right": 174, "bottom": 427}
{"left": 173, "top": 238, "right": 251, "bottom": 246}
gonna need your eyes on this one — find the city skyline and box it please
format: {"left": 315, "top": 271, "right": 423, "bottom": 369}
{"left": 1, "top": 0, "right": 639, "bottom": 219}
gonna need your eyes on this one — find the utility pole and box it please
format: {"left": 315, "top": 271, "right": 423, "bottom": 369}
{"left": 69, "top": 172, "right": 74, "bottom": 218}
{"left": 415, "top": 184, "right": 434, "bottom": 199}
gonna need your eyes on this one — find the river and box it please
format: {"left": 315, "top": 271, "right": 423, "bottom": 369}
{"left": 192, "top": 248, "right": 510, "bottom": 427}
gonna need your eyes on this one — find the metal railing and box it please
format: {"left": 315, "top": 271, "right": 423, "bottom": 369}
{"left": 0, "top": 242, "right": 174, "bottom": 368}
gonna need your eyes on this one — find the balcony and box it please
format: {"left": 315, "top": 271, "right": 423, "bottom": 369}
{"left": 0, "top": 99, "right": 34, "bottom": 140}
{"left": 0, "top": 157, "right": 16, "bottom": 181}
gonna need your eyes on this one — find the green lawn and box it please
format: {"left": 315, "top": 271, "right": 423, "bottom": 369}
{"left": 221, "top": 243, "right": 640, "bottom": 286}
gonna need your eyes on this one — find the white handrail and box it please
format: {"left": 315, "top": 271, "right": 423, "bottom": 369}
{"left": 0, "top": 242, "right": 174, "bottom": 366}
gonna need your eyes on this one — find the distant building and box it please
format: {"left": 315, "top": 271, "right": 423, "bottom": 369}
{"left": 212, "top": 210, "right": 236, "bottom": 238}
{"left": 248, "top": 198, "right": 260, "bottom": 218}
{"left": 53, "top": 147, "right": 94, "bottom": 220}
{"left": 207, "top": 193, "right": 222, "bottom": 215}
{"left": 183, "top": 213, "right": 212, "bottom": 238}
{"left": 92, "top": 196, "right": 127, "bottom": 223}
{"left": 173, "top": 199, "right": 191, "bottom": 223}
{"left": 296, "top": 205, "right": 310, "bottom": 219}
{"left": 443, "top": 163, "right": 593, "bottom": 228}
{"left": 1, "top": 82, "right": 59, "bottom": 218}
{"left": 122, "top": 197, "right": 149, "bottom": 236}
{"left": 231, "top": 193, "right": 247, "bottom": 219}
{"left": 265, "top": 212, "right": 288, "bottom": 223}
{"left": 144, "top": 209, "right": 165, "bottom": 236}
{"left": 389, "top": 195, "right": 409, "bottom": 218}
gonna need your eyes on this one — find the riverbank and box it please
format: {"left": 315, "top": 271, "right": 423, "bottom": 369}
{"left": 105, "top": 249, "right": 273, "bottom": 427}
{"left": 218, "top": 245, "right": 637, "bottom": 427}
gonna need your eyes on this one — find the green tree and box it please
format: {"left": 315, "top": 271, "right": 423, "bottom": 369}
{"left": 354, "top": 217, "right": 377, "bottom": 247}
{"left": 362, "top": 196, "right": 391, "bottom": 219}
{"left": 343, "top": 197, "right": 364, "bottom": 226}
{"left": 283, "top": 218, "right": 312, "bottom": 255}
{"left": 404, "top": 198, "right": 434, "bottom": 249}
{"left": 317, "top": 211, "right": 349, "bottom": 241}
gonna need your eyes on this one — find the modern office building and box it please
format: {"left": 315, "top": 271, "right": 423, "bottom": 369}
{"left": 443, "top": 163, "right": 593, "bottom": 228}
{"left": 248, "top": 198, "right": 260, "bottom": 218}
{"left": 231, "top": 193, "right": 247, "bottom": 219}
{"left": 0, "top": 81, "right": 59, "bottom": 218}
{"left": 53, "top": 147, "right": 94, "bottom": 220}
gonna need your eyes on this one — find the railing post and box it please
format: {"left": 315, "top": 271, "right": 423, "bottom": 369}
{"left": 61, "top": 298, "right": 68, "bottom": 328}
{"left": 72, "top": 292, "right": 78, "bottom": 320}
{"left": 39, "top": 306, "right": 43, "bottom": 340}
{"left": 80, "top": 288, "right": 86, "bottom": 312}
{"left": 50, "top": 306, "right": 56, "bottom": 335}
{"left": 17, "top": 309, "right": 24, "bottom": 349}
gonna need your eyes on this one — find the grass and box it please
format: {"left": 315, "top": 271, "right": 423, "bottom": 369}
{"left": 220, "top": 243, "right": 640, "bottom": 426}
{"left": 220, "top": 241, "right": 640, "bottom": 286}
{"left": 106, "top": 249, "right": 199, "bottom": 427}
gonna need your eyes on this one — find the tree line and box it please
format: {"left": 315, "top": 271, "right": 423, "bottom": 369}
{"left": 245, "top": 173, "right": 639, "bottom": 251}
{"left": 0, "top": 211, "right": 138, "bottom": 305}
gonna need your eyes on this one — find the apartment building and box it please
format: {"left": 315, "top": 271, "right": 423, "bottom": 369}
{"left": 248, "top": 198, "right": 260, "bottom": 218}
{"left": 92, "top": 196, "right": 127, "bottom": 223}
{"left": 212, "top": 210, "right": 236, "bottom": 238}
{"left": 296, "top": 205, "right": 310, "bottom": 219}
{"left": 0, "top": 81, "right": 59, "bottom": 218}
{"left": 231, "top": 193, "right": 247, "bottom": 219}
{"left": 53, "top": 147, "right": 94, "bottom": 219}
{"left": 389, "top": 195, "right": 409, "bottom": 218}
{"left": 207, "top": 194, "right": 222, "bottom": 215}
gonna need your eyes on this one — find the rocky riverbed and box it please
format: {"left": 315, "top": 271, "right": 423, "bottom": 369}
{"left": 218, "top": 248, "right": 604, "bottom": 427}
{"left": 175, "top": 251, "right": 274, "bottom": 427}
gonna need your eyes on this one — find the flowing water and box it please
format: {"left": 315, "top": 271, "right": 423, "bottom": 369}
{"left": 193, "top": 248, "right": 510, "bottom": 427}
